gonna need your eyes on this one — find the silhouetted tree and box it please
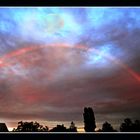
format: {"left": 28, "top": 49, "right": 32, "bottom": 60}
{"left": 120, "top": 118, "right": 133, "bottom": 132}
{"left": 133, "top": 120, "right": 140, "bottom": 132}
{"left": 83, "top": 107, "right": 96, "bottom": 132}
{"left": 120, "top": 118, "right": 140, "bottom": 132}
{"left": 101, "top": 121, "right": 117, "bottom": 132}
{"left": 68, "top": 121, "right": 77, "bottom": 132}
{"left": 12, "top": 121, "right": 48, "bottom": 132}
{"left": 49, "top": 124, "right": 67, "bottom": 132}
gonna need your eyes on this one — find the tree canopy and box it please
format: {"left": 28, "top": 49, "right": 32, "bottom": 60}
{"left": 12, "top": 121, "right": 48, "bottom": 132}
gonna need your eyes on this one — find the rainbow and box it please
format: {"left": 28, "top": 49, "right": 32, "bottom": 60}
{"left": 0, "top": 43, "right": 140, "bottom": 82}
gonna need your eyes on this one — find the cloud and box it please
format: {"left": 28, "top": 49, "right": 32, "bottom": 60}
{"left": 0, "top": 8, "right": 140, "bottom": 130}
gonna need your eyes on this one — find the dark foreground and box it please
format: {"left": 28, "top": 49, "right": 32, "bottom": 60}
{"left": 0, "top": 133, "right": 140, "bottom": 140}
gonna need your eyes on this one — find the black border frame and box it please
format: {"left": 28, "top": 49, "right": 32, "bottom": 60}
{"left": 0, "top": 0, "right": 140, "bottom": 140}
{"left": 0, "top": 0, "right": 140, "bottom": 6}
{"left": 0, "top": 132, "right": 140, "bottom": 139}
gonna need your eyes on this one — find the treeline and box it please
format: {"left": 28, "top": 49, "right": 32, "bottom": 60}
{"left": 83, "top": 107, "right": 140, "bottom": 132}
{"left": 12, "top": 121, "right": 77, "bottom": 132}
{"left": 5, "top": 107, "right": 140, "bottom": 132}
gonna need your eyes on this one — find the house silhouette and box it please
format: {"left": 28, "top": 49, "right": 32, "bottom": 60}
{"left": 0, "top": 123, "right": 8, "bottom": 132}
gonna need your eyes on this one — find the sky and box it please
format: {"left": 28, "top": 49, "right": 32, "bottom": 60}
{"left": 0, "top": 7, "right": 140, "bottom": 131}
